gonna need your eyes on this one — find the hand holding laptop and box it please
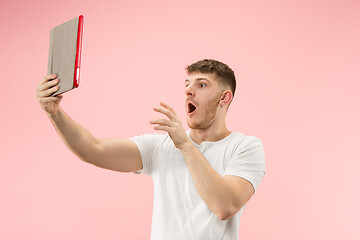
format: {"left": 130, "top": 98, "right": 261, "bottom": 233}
{"left": 35, "top": 74, "right": 63, "bottom": 116}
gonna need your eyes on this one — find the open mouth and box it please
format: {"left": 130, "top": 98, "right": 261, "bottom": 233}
{"left": 188, "top": 102, "right": 197, "bottom": 114}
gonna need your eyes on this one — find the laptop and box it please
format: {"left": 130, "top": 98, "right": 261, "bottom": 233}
{"left": 47, "top": 15, "right": 84, "bottom": 96}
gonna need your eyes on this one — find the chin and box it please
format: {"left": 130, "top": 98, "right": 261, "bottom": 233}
{"left": 187, "top": 119, "right": 209, "bottom": 130}
{"left": 187, "top": 119, "right": 198, "bottom": 129}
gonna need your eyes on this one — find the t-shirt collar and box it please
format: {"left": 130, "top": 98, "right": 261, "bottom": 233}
{"left": 186, "top": 130, "right": 234, "bottom": 148}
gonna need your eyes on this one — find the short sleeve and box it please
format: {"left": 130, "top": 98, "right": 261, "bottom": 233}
{"left": 223, "top": 137, "right": 266, "bottom": 192}
{"left": 130, "top": 134, "right": 157, "bottom": 176}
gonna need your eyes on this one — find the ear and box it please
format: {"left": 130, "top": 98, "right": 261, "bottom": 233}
{"left": 220, "top": 90, "right": 233, "bottom": 107}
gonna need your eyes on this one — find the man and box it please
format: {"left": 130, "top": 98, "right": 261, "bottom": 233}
{"left": 35, "top": 59, "right": 266, "bottom": 239}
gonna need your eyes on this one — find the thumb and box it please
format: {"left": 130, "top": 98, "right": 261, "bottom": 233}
{"left": 55, "top": 94, "right": 63, "bottom": 103}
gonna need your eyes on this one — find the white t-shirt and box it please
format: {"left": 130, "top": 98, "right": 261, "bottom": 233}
{"left": 130, "top": 130, "right": 266, "bottom": 240}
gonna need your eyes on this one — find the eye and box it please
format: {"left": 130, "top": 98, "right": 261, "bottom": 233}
{"left": 200, "top": 83, "right": 206, "bottom": 87}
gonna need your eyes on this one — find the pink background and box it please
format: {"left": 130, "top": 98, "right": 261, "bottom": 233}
{"left": 1, "top": 0, "right": 359, "bottom": 239}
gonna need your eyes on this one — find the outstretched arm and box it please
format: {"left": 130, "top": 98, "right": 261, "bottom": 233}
{"left": 35, "top": 74, "right": 143, "bottom": 172}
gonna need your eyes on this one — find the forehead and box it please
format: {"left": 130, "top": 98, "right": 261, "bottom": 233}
{"left": 185, "top": 72, "right": 218, "bottom": 84}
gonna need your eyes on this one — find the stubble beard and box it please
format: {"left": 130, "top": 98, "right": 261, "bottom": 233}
{"left": 187, "top": 92, "right": 222, "bottom": 130}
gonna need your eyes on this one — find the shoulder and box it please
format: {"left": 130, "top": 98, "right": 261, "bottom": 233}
{"left": 130, "top": 133, "right": 173, "bottom": 147}
{"left": 229, "top": 132, "right": 263, "bottom": 145}
{"left": 131, "top": 133, "right": 168, "bottom": 141}
{"left": 225, "top": 132, "right": 264, "bottom": 154}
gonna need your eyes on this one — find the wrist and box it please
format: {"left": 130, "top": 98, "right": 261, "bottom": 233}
{"left": 179, "top": 140, "right": 194, "bottom": 152}
{"left": 47, "top": 108, "right": 61, "bottom": 121}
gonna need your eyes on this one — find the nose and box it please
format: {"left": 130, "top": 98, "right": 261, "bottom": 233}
{"left": 185, "top": 84, "right": 195, "bottom": 97}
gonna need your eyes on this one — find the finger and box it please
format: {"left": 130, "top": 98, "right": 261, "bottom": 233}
{"left": 153, "top": 125, "right": 171, "bottom": 132}
{"left": 153, "top": 107, "right": 174, "bottom": 120}
{"left": 54, "top": 94, "right": 63, "bottom": 103}
{"left": 40, "top": 74, "right": 57, "bottom": 85}
{"left": 149, "top": 119, "right": 173, "bottom": 127}
{"left": 38, "top": 94, "right": 63, "bottom": 104}
{"left": 38, "top": 78, "right": 59, "bottom": 92}
{"left": 160, "top": 102, "right": 176, "bottom": 113}
{"left": 39, "top": 96, "right": 61, "bottom": 104}
{"left": 38, "top": 85, "right": 59, "bottom": 98}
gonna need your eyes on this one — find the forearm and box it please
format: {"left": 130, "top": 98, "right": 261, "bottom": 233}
{"left": 149, "top": 102, "right": 252, "bottom": 219}
{"left": 180, "top": 143, "right": 240, "bottom": 220}
{"left": 48, "top": 107, "right": 99, "bottom": 163}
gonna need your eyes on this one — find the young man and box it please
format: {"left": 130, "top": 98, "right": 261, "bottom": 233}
{"left": 35, "top": 59, "right": 266, "bottom": 240}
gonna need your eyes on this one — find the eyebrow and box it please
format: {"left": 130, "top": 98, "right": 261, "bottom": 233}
{"left": 185, "top": 78, "right": 212, "bottom": 84}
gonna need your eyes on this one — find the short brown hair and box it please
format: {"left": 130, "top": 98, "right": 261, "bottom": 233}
{"left": 185, "top": 59, "right": 236, "bottom": 96}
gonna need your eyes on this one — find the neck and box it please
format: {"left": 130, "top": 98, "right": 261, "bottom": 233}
{"left": 189, "top": 116, "right": 231, "bottom": 144}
